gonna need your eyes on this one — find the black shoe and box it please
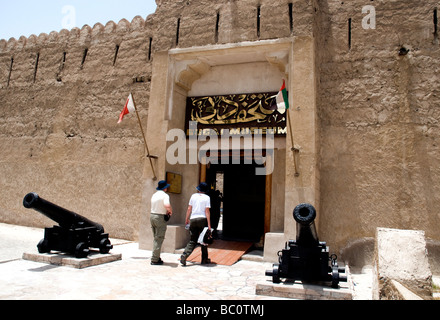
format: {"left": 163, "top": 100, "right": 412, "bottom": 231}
{"left": 201, "top": 258, "right": 211, "bottom": 265}
{"left": 151, "top": 258, "right": 164, "bottom": 265}
{"left": 180, "top": 254, "right": 187, "bottom": 266}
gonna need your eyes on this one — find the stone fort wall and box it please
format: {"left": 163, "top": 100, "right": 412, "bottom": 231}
{"left": 0, "top": 16, "right": 154, "bottom": 240}
{"left": 317, "top": 0, "right": 440, "bottom": 252}
{"left": 0, "top": 0, "right": 439, "bottom": 254}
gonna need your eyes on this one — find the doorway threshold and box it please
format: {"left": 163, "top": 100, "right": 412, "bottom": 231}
{"left": 241, "top": 249, "right": 264, "bottom": 262}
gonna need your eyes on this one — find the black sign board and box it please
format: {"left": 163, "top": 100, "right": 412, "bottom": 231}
{"left": 185, "top": 92, "right": 287, "bottom": 137}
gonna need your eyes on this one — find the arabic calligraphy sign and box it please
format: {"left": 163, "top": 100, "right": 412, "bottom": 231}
{"left": 185, "top": 92, "right": 287, "bottom": 136}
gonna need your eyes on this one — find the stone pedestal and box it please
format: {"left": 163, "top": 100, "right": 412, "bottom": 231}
{"left": 23, "top": 251, "right": 122, "bottom": 269}
{"left": 263, "top": 232, "right": 286, "bottom": 263}
{"left": 256, "top": 277, "right": 353, "bottom": 300}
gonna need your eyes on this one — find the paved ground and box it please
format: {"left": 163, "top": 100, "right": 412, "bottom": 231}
{"left": 0, "top": 223, "right": 374, "bottom": 301}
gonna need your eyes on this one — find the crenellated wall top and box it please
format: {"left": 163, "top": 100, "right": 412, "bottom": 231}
{"left": 0, "top": 15, "right": 150, "bottom": 53}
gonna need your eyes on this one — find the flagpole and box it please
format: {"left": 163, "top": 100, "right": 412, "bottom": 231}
{"left": 131, "top": 93, "right": 157, "bottom": 181}
{"left": 287, "top": 108, "right": 300, "bottom": 177}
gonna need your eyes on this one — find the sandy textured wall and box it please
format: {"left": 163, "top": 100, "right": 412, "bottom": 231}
{"left": 0, "top": 17, "right": 154, "bottom": 240}
{"left": 317, "top": 0, "right": 440, "bottom": 252}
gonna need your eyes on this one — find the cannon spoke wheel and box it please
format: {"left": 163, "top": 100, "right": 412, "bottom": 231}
{"left": 75, "top": 242, "right": 90, "bottom": 258}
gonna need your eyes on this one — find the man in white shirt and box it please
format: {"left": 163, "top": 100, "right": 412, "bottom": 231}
{"left": 180, "top": 182, "right": 211, "bottom": 266}
{"left": 150, "top": 180, "right": 173, "bottom": 265}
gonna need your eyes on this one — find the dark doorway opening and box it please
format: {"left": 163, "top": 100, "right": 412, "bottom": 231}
{"left": 206, "top": 161, "right": 266, "bottom": 242}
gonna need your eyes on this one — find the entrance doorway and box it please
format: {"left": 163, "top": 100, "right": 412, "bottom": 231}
{"left": 205, "top": 161, "right": 267, "bottom": 242}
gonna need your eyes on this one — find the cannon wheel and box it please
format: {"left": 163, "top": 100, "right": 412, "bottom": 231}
{"left": 99, "top": 238, "right": 112, "bottom": 254}
{"left": 75, "top": 242, "right": 90, "bottom": 258}
{"left": 37, "top": 239, "right": 50, "bottom": 254}
{"left": 272, "top": 265, "right": 281, "bottom": 284}
{"left": 331, "top": 266, "right": 340, "bottom": 289}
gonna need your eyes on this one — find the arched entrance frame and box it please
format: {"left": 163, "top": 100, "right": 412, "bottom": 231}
{"left": 139, "top": 38, "right": 319, "bottom": 262}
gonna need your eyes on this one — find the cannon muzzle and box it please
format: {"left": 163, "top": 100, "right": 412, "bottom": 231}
{"left": 23, "top": 192, "right": 104, "bottom": 233}
{"left": 293, "top": 203, "right": 319, "bottom": 246}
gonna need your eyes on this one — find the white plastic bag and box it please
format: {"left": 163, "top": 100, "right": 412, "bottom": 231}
{"left": 197, "top": 227, "right": 214, "bottom": 246}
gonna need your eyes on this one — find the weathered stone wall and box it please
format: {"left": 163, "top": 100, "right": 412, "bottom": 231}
{"left": 0, "top": 0, "right": 439, "bottom": 253}
{"left": 317, "top": 0, "right": 440, "bottom": 253}
{"left": 152, "top": 0, "right": 313, "bottom": 49}
{"left": 0, "top": 17, "right": 154, "bottom": 240}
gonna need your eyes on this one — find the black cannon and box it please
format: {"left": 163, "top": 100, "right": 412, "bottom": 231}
{"left": 23, "top": 192, "right": 113, "bottom": 258}
{"left": 266, "top": 203, "right": 347, "bottom": 288}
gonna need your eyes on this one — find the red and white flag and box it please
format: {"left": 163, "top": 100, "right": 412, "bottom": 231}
{"left": 118, "top": 93, "right": 136, "bottom": 124}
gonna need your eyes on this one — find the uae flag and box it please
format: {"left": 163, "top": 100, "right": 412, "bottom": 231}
{"left": 118, "top": 93, "right": 136, "bottom": 124}
{"left": 271, "top": 80, "right": 290, "bottom": 113}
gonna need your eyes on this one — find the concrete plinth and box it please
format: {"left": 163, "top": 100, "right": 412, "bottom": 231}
{"left": 256, "top": 277, "right": 353, "bottom": 300}
{"left": 22, "top": 251, "right": 122, "bottom": 269}
{"left": 263, "top": 232, "right": 286, "bottom": 263}
{"left": 373, "top": 228, "right": 432, "bottom": 300}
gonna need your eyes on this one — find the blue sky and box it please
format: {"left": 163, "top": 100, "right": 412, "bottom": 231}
{"left": 0, "top": 0, "right": 157, "bottom": 40}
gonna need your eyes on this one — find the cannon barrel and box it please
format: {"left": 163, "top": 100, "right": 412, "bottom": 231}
{"left": 293, "top": 203, "right": 319, "bottom": 246}
{"left": 23, "top": 192, "right": 104, "bottom": 233}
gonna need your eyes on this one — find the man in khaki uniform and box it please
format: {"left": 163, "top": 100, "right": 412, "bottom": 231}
{"left": 150, "top": 180, "right": 173, "bottom": 265}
